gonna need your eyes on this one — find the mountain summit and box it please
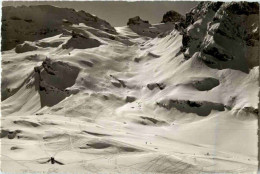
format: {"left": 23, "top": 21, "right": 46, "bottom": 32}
{"left": 161, "top": 10, "right": 185, "bottom": 23}
{"left": 2, "top": 5, "right": 116, "bottom": 51}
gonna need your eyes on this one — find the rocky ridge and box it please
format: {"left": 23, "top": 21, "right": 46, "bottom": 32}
{"left": 2, "top": 5, "right": 116, "bottom": 51}
{"left": 176, "top": 2, "right": 259, "bottom": 73}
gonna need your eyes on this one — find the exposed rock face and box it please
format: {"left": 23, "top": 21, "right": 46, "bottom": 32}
{"left": 15, "top": 42, "right": 38, "bottom": 53}
{"left": 127, "top": 16, "right": 151, "bottom": 27}
{"left": 127, "top": 16, "right": 159, "bottom": 37}
{"left": 192, "top": 77, "right": 219, "bottom": 91}
{"left": 157, "top": 99, "right": 225, "bottom": 116}
{"left": 161, "top": 10, "right": 185, "bottom": 23}
{"left": 2, "top": 5, "right": 116, "bottom": 51}
{"left": 147, "top": 83, "right": 166, "bottom": 90}
{"left": 225, "top": 2, "right": 259, "bottom": 15}
{"left": 125, "top": 96, "right": 136, "bottom": 103}
{"left": 127, "top": 14, "right": 184, "bottom": 38}
{"left": 62, "top": 30, "right": 101, "bottom": 49}
{"left": 34, "top": 58, "right": 80, "bottom": 107}
{"left": 178, "top": 2, "right": 259, "bottom": 73}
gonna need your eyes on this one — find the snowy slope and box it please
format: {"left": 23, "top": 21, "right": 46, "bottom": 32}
{"left": 1, "top": 2, "right": 259, "bottom": 173}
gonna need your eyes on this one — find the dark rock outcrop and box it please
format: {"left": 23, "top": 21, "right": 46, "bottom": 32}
{"left": 62, "top": 30, "right": 101, "bottom": 49}
{"left": 157, "top": 99, "right": 225, "bottom": 116}
{"left": 125, "top": 96, "right": 136, "bottom": 103}
{"left": 177, "top": 2, "right": 259, "bottom": 73}
{"left": 147, "top": 83, "right": 166, "bottom": 90}
{"left": 15, "top": 42, "right": 38, "bottom": 53}
{"left": 127, "top": 16, "right": 151, "bottom": 27}
{"left": 127, "top": 13, "right": 185, "bottom": 38}
{"left": 127, "top": 16, "right": 158, "bottom": 38}
{"left": 192, "top": 78, "right": 220, "bottom": 91}
{"left": 34, "top": 57, "right": 80, "bottom": 107}
{"left": 225, "top": 2, "right": 259, "bottom": 15}
{"left": 161, "top": 10, "right": 185, "bottom": 23}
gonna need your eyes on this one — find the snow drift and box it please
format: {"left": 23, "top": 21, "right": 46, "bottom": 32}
{"left": 1, "top": 2, "right": 259, "bottom": 173}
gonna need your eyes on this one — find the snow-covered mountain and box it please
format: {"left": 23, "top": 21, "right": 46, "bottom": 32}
{"left": 2, "top": 5, "right": 116, "bottom": 51}
{"left": 1, "top": 2, "right": 259, "bottom": 173}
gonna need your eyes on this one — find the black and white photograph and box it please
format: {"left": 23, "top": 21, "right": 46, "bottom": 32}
{"left": 1, "top": 1, "right": 259, "bottom": 173}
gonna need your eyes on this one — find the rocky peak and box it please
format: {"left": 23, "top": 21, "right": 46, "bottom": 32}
{"left": 161, "top": 10, "right": 185, "bottom": 23}
{"left": 127, "top": 16, "right": 151, "bottom": 27}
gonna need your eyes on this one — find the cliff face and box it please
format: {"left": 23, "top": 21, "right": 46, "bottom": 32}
{"left": 1, "top": 5, "right": 116, "bottom": 51}
{"left": 178, "top": 2, "right": 259, "bottom": 73}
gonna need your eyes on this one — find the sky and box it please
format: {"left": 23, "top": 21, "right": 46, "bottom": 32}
{"left": 2, "top": 1, "right": 199, "bottom": 27}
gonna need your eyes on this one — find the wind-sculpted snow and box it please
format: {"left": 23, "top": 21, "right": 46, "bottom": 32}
{"left": 1, "top": 3, "right": 259, "bottom": 173}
